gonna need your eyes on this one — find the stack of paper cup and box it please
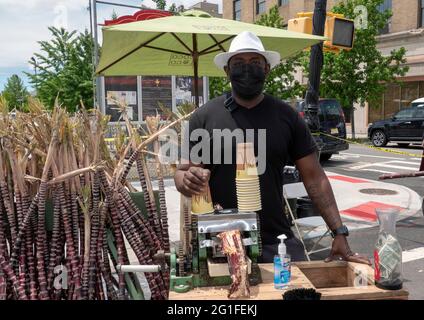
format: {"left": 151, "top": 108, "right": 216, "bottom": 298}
{"left": 235, "top": 143, "right": 262, "bottom": 212}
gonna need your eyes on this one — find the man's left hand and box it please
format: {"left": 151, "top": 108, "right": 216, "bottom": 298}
{"left": 325, "top": 235, "right": 371, "bottom": 265}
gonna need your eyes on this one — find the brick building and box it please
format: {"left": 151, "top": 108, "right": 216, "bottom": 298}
{"left": 223, "top": 0, "right": 424, "bottom": 134}
{"left": 190, "top": 1, "right": 222, "bottom": 17}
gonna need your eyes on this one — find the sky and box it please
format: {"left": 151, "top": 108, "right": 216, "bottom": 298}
{"left": 0, "top": 0, "right": 222, "bottom": 91}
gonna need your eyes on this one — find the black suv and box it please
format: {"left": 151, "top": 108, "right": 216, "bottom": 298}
{"left": 295, "top": 99, "right": 349, "bottom": 161}
{"left": 368, "top": 106, "right": 424, "bottom": 147}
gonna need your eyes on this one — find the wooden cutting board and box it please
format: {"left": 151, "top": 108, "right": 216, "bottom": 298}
{"left": 169, "top": 261, "right": 409, "bottom": 300}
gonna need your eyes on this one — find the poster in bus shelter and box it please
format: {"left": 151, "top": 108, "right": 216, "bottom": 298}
{"left": 175, "top": 76, "right": 204, "bottom": 107}
{"left": 142, "top": 76, "right": 172, "bottom": 120}
{"left": 104, "top": 76, "right": 139, "bottom": 122}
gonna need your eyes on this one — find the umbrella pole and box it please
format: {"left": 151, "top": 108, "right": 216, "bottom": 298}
{"left": 193, "top": 34, "right": 200, "bottom": 108}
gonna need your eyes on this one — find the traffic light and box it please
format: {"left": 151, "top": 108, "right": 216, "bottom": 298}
{"left": 288, "top": 12, "right": 355, "bottom": 53}
{"left": 324, "top": 15, "right": 355, "bottom": 51}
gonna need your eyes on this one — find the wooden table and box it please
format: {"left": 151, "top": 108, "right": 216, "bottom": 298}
{"left": 169, "top": 261, "right": 409, "bottom": 300}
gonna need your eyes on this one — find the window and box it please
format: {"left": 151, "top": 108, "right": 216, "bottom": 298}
{"left": 420, "top": 0, "right": 424, "bottom": 27}
{"left": 414, "top": 108, "right": 424, "bottom": 118}
{"left": 279, "top": 0, "right": 289, "bottom": 6}
{"left": 395, "top": 109, "right": 415, "bottom": 120}
{"left": 256, "top": 0, "right": 266, "bottom": 15}
{"left": 377, "top": 0, "right": 392, "bottom": 34}
{"left": 233, "top": 0, "right": 241, "bottom": 21}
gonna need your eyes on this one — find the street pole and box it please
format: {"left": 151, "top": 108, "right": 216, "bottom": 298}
{"left": 92, "top": 0, "right": 102, "bottom": 110}
{"left": 304, "top": 0, "right": 327, "bottom": 152}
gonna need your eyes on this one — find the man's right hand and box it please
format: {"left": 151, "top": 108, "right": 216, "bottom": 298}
{"left": 181, "top": 167, "right": 211, "bottom": 196}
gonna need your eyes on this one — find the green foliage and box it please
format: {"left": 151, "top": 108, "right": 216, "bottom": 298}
{"left": 168, "top": 3, "right": 177, "bottom": 13}
{"left": 1, "top": 74, "right": 29, "bottom": 111}
{"left": 168, "top": 3, "right": 185, "bottom": 14}
{"left": 209, "top": 6, "right": 305, "bottom": 100}
{"left": 209, "top": 77, "right": 231, "bottom": 99}
{"left": 26, "top": 27, "right": 95, "bottom": 112}
{"left": 257, "top": 6, "right": 306, "bottom": 100}
{"left": 153, "top": 0, "right": 167, "bottom": 10}
{"left": 320, "top": 0, "right": 408, "bottom": 115}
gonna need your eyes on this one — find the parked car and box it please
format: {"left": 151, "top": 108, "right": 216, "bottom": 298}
{"left": 368, "top": 105, "right": 424, "bottom": 147}
{"left": 295, "top": 99, "right": 349, "bottom": 161}
{"left": 412, "top": 97, "right": 424, "bottom": 108}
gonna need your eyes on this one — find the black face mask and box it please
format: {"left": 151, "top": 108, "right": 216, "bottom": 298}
{"left": 229, "top": 63, "right": 266, "bottom": 100}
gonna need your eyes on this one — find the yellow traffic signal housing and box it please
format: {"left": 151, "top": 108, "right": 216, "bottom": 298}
{"left": 324, "top": 15, "right": 355, "bottom": 51}
{"left": 288, "top": 12, "right": 355, "bottom": 53}
{"left": 287, "top": 17, "right": 313, "bottom": 34}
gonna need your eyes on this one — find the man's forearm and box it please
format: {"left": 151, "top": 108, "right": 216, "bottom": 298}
{"left": 303, "top": 171, "right": 343, "bottom": 231}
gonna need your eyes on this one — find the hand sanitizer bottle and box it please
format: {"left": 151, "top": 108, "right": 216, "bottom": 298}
{"left": 274, "top": 234, "right": 291, "bottom": 290}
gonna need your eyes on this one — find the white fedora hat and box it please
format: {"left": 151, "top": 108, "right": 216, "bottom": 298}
{"left": 214, "top": 31, "right": 281, "bottom": 70}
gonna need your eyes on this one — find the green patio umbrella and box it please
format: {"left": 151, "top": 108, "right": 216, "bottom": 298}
{"left": 96, "top": 12, "right": 325, "bottom": 106}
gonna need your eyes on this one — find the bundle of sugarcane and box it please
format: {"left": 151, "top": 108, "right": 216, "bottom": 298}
{"left": 0, "top": 97, "right": 193, "bottom": 300}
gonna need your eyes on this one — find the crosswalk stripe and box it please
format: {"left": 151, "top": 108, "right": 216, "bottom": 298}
{"left": 340, "top": 152, "right": 405, "bottom": 160}
{"left": 387, "top": 160, "right": 421, "bottom": 166}
{"left": 375, "top": 163, "right": 419, "bottom": 171}
{"left": 361, "top": 169, "right": 395, "bottom": 174}
{"left": 350, "top": 163, "right": 383, "bottom": 170}
{"left": 403, "top": 247, "right": 424, "bottom": 263}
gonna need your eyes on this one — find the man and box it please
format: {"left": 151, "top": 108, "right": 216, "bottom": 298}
{"left": 174, "top": 31, "right": 371, "bottom": 264}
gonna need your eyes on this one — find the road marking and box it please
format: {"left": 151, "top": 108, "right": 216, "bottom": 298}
{"left": 350, "top": 162, "right": 419, "bottom": 171}
{"left": 350, "top": 163, "right": 384, "bottom": 170}
{"left": 361, "top": 169, "right": 396, "bottom": 174}
{"left": 340, "top": 202, "right": 404, "bottom": 222}
{"left": 403, "top": 247, "right": 424, "bottom": 263}
{"left": 340, "top": 152, "right": 405, "bottom": 160}
{"left": 374, "top": 163, "right": 419, "bottom": 171}
{"left": 328, "top": 175, "right": 370, "bottom": 183}
{"left": 387, "top": 160, "right": 421, "bottom": 166}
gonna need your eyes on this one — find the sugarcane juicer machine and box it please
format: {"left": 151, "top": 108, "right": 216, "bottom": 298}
{"left": 170, "top": 207, "right": 263, "bottom": 293}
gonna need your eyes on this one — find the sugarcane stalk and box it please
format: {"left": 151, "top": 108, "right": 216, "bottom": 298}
{"left": 146, "top": 115, "right": 170, "bottom": 254}
{"left": 36, "top": 128, "right": 58, "bottom": 300}
{"left": 379, "top": 171, "right": 424, "bottom": 180}
{"left": 0, "top": 149, "right": 17, "bottom": 247}
{"left": 118, "top": 111, "right": 194, "bottom": 184}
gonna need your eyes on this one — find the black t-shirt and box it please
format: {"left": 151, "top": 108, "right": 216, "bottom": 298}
{"left": 186, "top": 93, "right": 317, "bottom": 245}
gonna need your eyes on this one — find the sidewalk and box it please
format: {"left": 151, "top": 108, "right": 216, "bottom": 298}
{"left": 346, "top": 133, "right": 368, "bottom": 139}
{"left": 132, "top": 172, "right": 423, "bottom": 242}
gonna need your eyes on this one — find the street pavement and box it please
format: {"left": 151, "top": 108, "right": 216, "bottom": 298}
{"left": 318, "top": 143, "right": 424, "bottom": 299}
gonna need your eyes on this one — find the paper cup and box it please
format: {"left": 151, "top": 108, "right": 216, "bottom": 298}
{"left": 236, "top": 143, "right": 258, "bottom": 179}
{"left": 191, "top": 186, "right": 214, "bottom": 215}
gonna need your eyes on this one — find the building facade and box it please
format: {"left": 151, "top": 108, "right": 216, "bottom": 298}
{"left": 190, "top": 1, "right": 223, "bottom": 17}
{"left": 224, "top": 0, "right": 424, "bottom": 134}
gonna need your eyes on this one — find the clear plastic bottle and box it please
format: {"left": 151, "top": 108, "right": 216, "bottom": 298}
{"left": 374, "top": 208, "right": 403, "bottom": 290}
{"left": 274, "top": 234, "right": 291, "bottom": 290}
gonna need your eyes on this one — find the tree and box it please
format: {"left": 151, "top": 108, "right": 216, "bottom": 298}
{"left": 1, "top": 74, "right": 29, "bottom": 111}
{"left": 319, "top": 0, "right": 408, "bottom": 138}
{"left": 26, "top": 27, "right": 95, "bottom": 112}
{"left": 152, "top": 0, "right": 167, "bottom": 10}
{"left": 209, "top": 6, "right": 306, "bottom": 100}
{"left": 177, "top": 5, "right": 185, "bottom": 12}
{"left": 168, "top": 3, "right": 177, "bottom": 14}
{"left": 111, "top": 10, "right": 118, "bottom": 20}
{"left": 255, "top": 6, "right": 306, "bottom": 101}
